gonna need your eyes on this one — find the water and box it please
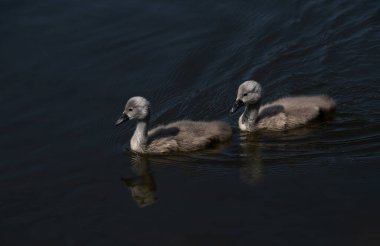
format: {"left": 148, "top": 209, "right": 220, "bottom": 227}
{"left": 1, "top": 0, "right": 380, "bottom": 245}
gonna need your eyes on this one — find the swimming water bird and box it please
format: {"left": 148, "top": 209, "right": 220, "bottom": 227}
{"left": 230, "top": 80, "right": 336, "bottom": 132}
{"left": 116, "top": 96, "right": 232, "bottom": 154}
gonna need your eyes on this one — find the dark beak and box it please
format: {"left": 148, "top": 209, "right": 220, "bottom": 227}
{"left": 230, "top": 99, "right": 244, "bottom": 114}
{"left": 115, "top": 113, "right": 129, "bottom": 126}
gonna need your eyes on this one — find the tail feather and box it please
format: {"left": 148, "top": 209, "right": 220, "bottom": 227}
{"left": 318, "top": 95, "right": 336, "bottom": 113}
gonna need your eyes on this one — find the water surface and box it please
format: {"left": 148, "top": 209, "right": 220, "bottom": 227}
{"left": 1, "top": 0, "right": 380, "bottom": 245}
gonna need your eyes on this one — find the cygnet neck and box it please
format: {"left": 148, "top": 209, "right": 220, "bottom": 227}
{"left": 131, "top": 115, "right": 150, "bottom": 152}
{"left": 242, "top": 99, "right": 261, "bottom": 125}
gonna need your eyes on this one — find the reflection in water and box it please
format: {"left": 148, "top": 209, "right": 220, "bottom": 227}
{"left": 121, "top": 155, "right": 157, "bottom": 208}
{"left": 238, "top": 127, "right": 321, "bottom": 184}
{"left": 239, "top": 133, "right": 263, "bottom": 185}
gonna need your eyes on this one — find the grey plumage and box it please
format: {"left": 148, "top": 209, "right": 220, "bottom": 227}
{"left": 231, "top": 80, "right": 336, "bottom": 132}
{"left": 116, "top": 96, "right": 232, "bottom": 154}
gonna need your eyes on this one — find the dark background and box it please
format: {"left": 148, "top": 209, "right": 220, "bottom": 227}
{"left": 1, "top": 0, "right": 380, "bottom": 245}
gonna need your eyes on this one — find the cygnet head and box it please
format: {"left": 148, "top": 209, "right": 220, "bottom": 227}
{"left": 230, "top": 80, "right": 262, "bottom": 113}
{"left": 115, "top": 96, "right": 151, "bottom": 125}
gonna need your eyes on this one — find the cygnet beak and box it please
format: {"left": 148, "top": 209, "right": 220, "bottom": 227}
{"left": 115, "top": 113, "right": 129, "bottom": 126}
{"left": 230, "top": 99, "right": 244, "bottom": 114}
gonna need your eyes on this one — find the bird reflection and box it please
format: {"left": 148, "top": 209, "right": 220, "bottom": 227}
{"left": 239, "top": 132, "right": 264, "bottom": 185}
{"left": 121, "top": 154, "right": 157, "bottom": 207}
{"left": 238, "top": 127, "right": 318, "bottom": 184}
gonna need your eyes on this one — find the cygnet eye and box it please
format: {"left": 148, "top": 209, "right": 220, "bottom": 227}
{"left": 243, "top": 93, "right": 248, "bottom": 97}
{"left": 128, "top": 108, "right": 133, "bottom": 111}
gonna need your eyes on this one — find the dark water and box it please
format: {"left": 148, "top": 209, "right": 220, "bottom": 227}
{"left": 1, "top": 0, "right": 380, "bottom": 245}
